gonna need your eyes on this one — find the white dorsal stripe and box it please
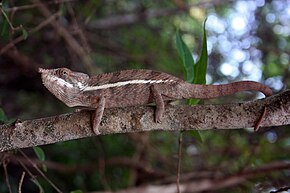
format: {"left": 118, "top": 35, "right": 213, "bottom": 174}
{"left": 83, "top": 79, "right": 175, "bottom": 91}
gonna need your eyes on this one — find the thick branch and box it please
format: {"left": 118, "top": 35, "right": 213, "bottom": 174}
{"left": 1, "top": 90, "right": 290, "bottom": 152}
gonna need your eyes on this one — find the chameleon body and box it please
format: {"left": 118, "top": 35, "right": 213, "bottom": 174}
{"left": 39, "top": 68, "right": 272, "bottom": 135}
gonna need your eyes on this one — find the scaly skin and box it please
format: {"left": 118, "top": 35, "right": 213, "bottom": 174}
{"left": 39, "top": 68, "right": 272, "bottom": 134}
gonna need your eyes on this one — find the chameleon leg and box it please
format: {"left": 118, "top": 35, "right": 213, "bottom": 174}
{"left": 150, "top": 85, "right": 164, "bottom": 123}
{"left": 91, "top": 96, "right": 106, "bottom": 135}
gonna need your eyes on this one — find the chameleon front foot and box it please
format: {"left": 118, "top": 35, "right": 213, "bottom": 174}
{"left": 150, "top": 85, "right": 165, "bottom": 123}
{"left": 91, "top": 96, "right": 106, "bottom": 135}
{"left": 91, "top": 111, "right": 101, "bottom": 135}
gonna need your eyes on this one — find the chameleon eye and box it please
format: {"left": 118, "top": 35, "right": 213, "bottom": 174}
{"left": 61, "top": 70, "right": 69, "bottom": 78}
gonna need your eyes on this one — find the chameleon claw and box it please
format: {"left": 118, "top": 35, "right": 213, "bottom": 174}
{"left": 154, "top": 113, "right": 162, "bottom": 123}
{"left": 93, "top": 126, "right": 100, "bottom": 135}
{"left": 155, "top": 118, "right": 162, "bottom": 123}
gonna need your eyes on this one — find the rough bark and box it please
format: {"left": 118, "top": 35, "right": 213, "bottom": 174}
{"left": 1, "top": 90, "right": 290, "bottom": 152}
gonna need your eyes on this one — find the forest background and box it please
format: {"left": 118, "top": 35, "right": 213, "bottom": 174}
{"left": 0, "top": 0, "right": 290, "bottom": 192}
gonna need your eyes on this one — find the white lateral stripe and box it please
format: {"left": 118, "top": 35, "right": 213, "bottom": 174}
{"left": 51, "top": 76, "right": 74, "bottom": 88}
{"left": 83, "top": 79, "right": 175, "bottom": 91}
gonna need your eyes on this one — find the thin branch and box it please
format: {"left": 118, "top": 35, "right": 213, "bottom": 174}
{"left": 86, "top": 0, "right": 225, "bottom": 30}
{"left": 32, "top": 0, "right": 97, "bottom": 74}
{"left": 9, "top": 155, "right": 165, "bottom": 177}
{"left": 1, "top": 90, "right": 290, "bottom": 152}
{"left": 0, "top": 7, "right": 21, "bottom": 31}
{"left": 91, "top": 161, "right": 290, "bottom": 193}
{"left": 16, "top": 158, "right": 44, "bottom": 193}
{"left": 18, "top": 150, "right": 63, "bottom": 193}
{"left": 176, "top": 132, "right": 182, "bottom": 193}
{"left": 18, "top": 172, "right": 26, "bottom": 193}
{"left": 3, "top": 158, "right": 12, "bottom": 193}
{"left": 0, "top": 11, "right": 62, "bottom": 55}
{"left": 4, "top": 0, "right": 77, "bottom": 12}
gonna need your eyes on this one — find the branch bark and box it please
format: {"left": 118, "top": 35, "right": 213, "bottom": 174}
{"left": 1, "top": 90, "right": 290, "bottom": 152}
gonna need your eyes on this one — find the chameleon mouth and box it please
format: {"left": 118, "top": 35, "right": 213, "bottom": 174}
{"left": 39, "top": 68, "right": 52, "bottom": 76}
{"left": 39, "top": 68, "right": 85, "bottom": 93}
{"left": 39, "top": 68, "right": 50, "bottom": 84}
{"left": 39, "top": 68, "right": 51, "bottom": 80}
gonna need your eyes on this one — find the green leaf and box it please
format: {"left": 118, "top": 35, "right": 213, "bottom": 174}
{"left": 186, "top": 129, "right": 203, "bottom": 143}
{"left": 22, "top": 28, "right": 28, "bottom": 40}
{"left": 42, "top": 163, "right": 48, "bottom": 172}
{"left": 0, "top": 108, "right": 8, "bottom": 122}
{"left": 194, "top": 19, "right": 208, "bottom": 85}
{"left": 175, "top": 20, "right": 208, "bottom": 142}
{"left": 175, "top": 30, "right": 195, "bottom": 82}
{"left": 6, "top": 118, "right": 17, "bottom": 124}
{"left": 188, "top": 19, "right": 208, "bottom": 106}
{"left": 33, "top": 146, "right": 46, "bottom": 161}
{"left": 33, "top": 147, "right": 47, "bottom": 171}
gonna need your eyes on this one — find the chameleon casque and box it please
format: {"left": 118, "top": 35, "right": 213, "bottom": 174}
{"left": 39, "top": 68, "right": 272, "bottom": 135}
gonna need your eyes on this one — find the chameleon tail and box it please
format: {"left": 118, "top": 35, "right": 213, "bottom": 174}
{"left": 184, "top": 81, "right": 272, "bottom": 99}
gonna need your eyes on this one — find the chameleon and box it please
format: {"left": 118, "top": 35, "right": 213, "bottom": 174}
{"left": 39, "top": 68, "right": 272, "bottom": 135}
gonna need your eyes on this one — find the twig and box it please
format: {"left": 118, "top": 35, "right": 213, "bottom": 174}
{"left": 87, "top": 0, "right": 224, "bottom": 30}
{"left": 18, "top": 172, "right": 26, "bottom": 193}
{"left": 91, "top": 161, "right": 290, "bottom": 193}
{"left": 32, "top": 0, "right": 97, "bottom": 74}
{"left": 66, "top": 2, "right": 94, "bottom": 73}
{"left": 177, "top": 132, "right": 183, "bottom": 193}
{"left": 0, "top": 6, "right": 21, "bottom": 32}
{"left": 0, "top": 11, "right": 62, "bottom": 55}
{"left": 16, "top": 157, "right": 44, "bottom": 193}
{"left": 66, "top": 3, "right": 92, "bottom": 54}
{"left": 9, "top": 155, "right": 165, "bottom": 178}
{"left": 18, "top": 150, "right": 63, "bottom": 193}
{"left": 4, "top": 0, "right": 77, "bottom": 12}
{"left": 3, "top": 158, "right": 13, "bottom": 193}
{"left": 94, "top": 139, "right": 112, "bottom": 190}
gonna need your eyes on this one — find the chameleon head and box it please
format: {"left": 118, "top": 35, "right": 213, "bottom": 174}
{"left": 39, "top": 68, "right": 90, "bottom": 107}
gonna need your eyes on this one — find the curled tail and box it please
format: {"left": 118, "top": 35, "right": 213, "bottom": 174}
{"left": 182, "top": 81, "right": 272, "bottom": 99}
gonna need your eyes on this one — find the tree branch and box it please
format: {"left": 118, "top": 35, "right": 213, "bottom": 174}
{"left": 31, "top": 0, "right": 97, "bottom": 74}
{"left": 92, "top": 161, "right": 290, "bottom": 193}
{"left": 1, "top": 90, "right": 290, "bottom": 152}
{"left": 86, "top": 1, "right": 224, "bottom": 30}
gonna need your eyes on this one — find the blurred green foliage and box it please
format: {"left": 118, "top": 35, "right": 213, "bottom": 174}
{"left": 0, "top": 108, "right": 8, "bottom": 123}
